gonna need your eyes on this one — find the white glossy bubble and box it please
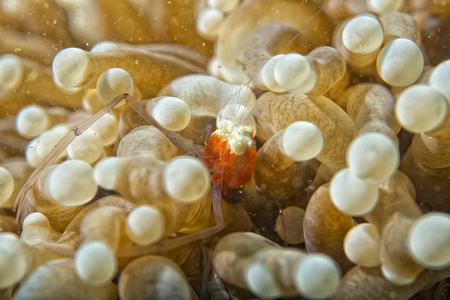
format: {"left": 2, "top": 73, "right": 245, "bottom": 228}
{"left": 74, "top": 241, "right": 117, "bottom": 286}
{"left": 92, "top": 157, "right": 121, "bottom": 190}
{"left": 67, "top": 129, "right": 103, "bottom": 163}
{"left": 368, "top": 0, "right": 404, "bottom": 13}
{"left": 0, "top": 54, "right": 23, "bottom": 92}
{"left": 25, "top": 125, "right": 70, "bottom": 168}
{"left": 408, "top": 212, "right": 450, "bottom": 269}
{"left": 196, "top": 7, "right": 224, "bottom": 38}
{"left": 282, "top": 121, "right": 323, "bottom": 161}
{"left": 0, "top": 167, "right": 14, "bottom": 205}
{"left": 96, "top": 68, "right": 133, "bottom": 107}
{"left": 396, "top": 84, "right": 448, "bottom": 133}
{"left": 274, "top": 53, "right": 312, "bottom": 91}
{"left": 344, "top": 223, "right": 381, "bottom": 267}
{"left": 89, "top": 113, "right": 119, "bottom": 146}
{"left": 207, "top": 0, "right": 239, "bottom": 13}
{"left": 52, "top": 47, "right": 88, "bottom": 91}
{"left": 330, "top": 168, "right": 379, "bottom": 216}
{"left": 152, "top": 97, "right": 191, "bottom": 131}
{"left": 15, "top": 105, "right": 49, "bottom": 138}
{"left": 47, "top": 160, "right": 98, "bottom": 206}
{"left": 246, "top": 258, "right": 281, "bottom": 298}
{"left": 126, "top": 205, "right": 164, "bottom": 246}
{"left": 347, "top": 132, "right": 400, "bottom": 183}
{"left": 381, "top": 264, "right": 417, "bottom": 285}
{"left": 163, "top": 156, "right": 210, "bottom": 204}
{"left": 294, "top": 254, "right": 341, "bottom": 299}
{"left": 90, "top": 41, "right": 119, "bottom": 52}
{"left": 377, "top": 38, "right": 424, "bottom": 87}
{"left": 260, "top": 54, "right": 286, "bottom": 92}
{"left": 343, "top": 15, "right": 384, "bottom": 54}
{"left": 0, "top": 233, "right": 27, "bottom": 288}
{"left": 429, "top": 59, "right": 450, "bottom": 101}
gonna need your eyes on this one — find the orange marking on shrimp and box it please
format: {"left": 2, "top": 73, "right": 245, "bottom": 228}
{"left": 203, "top": 129, "right": 256, "bottom": 191}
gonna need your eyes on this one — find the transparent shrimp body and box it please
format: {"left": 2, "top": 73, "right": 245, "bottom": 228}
{"left": 203, "top": 100, "right": 257, "bottom": 193}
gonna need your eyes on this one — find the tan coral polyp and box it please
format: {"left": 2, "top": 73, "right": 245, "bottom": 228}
{"left": 253, "top": 92, "right": 354, "bottom": 172}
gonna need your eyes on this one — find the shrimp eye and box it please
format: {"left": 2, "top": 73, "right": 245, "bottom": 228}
{"left": 203, "top": 119, "right": 256, "bottom": 194}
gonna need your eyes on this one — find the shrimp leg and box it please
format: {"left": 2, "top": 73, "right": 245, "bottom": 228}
{"left": 116, "top": 181, "right": 225, "bottom": 258}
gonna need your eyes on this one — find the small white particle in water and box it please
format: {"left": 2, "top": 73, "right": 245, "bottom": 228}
{"left": 389, "top": 291, "right": 396, "bottom": 298}
{"left": 434, "top": 185, "right": 442, "bottom": 192}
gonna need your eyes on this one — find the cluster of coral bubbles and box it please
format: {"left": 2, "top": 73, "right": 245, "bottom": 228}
{"left": 0, "top": 0, "right": 449, "bottom": 299}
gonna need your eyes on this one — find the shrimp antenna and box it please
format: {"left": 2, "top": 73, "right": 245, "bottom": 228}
{"left": 221, "top": 0, "right": 330, "bottom": 129}
{"left": 13, "top": 93, "right": 128, "bottom": 220}
{"left": 279, "top": 0, "right": 330, "bottom": 54}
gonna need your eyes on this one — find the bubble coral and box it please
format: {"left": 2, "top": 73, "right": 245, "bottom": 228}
{"left": 0, "top": 0, "right": 449, "bottom": 299}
